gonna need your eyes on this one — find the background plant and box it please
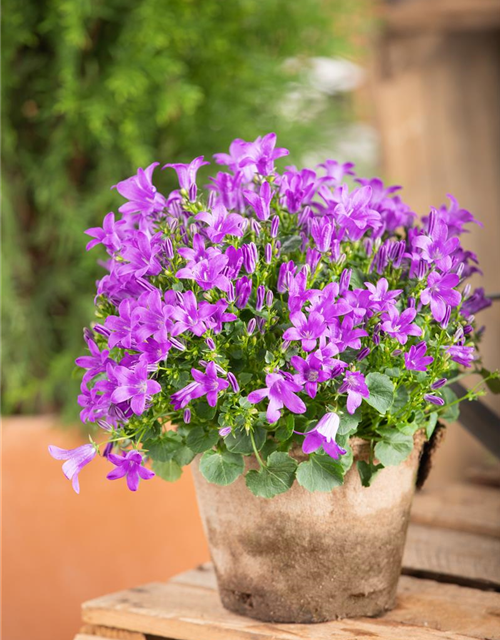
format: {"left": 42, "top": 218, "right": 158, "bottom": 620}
{"left": 1, "top": 0, "right": 364, "bottom": 415}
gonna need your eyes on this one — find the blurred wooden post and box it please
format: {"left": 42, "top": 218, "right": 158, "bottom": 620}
{"left": 370, "top": 0, "right": 500, "bottom": 481}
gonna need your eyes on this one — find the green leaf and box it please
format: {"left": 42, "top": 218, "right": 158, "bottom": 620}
{"left": 186, "top": 427, "right": 219, "bottom": 453}
{"left": 365, "top": 373, "right": 394, "bottom": 415}
{"left": 349, "top": 268, "right": 365, "bottom": 290}
{"left": 426, "top": 412, "right": 438, "bottom": 439}
{"left": 238, "top": 372, "right": 254, "bottom": 388}
{"left": 280, "top": 235, "right": 302, "bottom": 252}
{"left": 391, "top": 385, "right": 409, "bottom": 412}
{"left": 481, "top": 368, "right": 500, "bottom": 394}
{"left": 144, "top": 433, "right": 190, "bottom": 464}
{"left": 152, "top": 459, "right": 182, "bottom": 482}
{"left": 357, "top": 460, "right": 384, "bottom": 487}
{"left": 375, "top": 430, "right": 413, "bottom": 466}
{"left": 275, "top": 414, "right": 295, "bottom": 441}
{"left": 199, "top": 450, "right": 244, "bottom": 486}
{"left": 245, "top": 452, "right": 297, "bottom": 498}
{"left": 193, "top": 400, "right": 217, "bottom": 420}
{"left": 296, "top": 454, "right": 344, "bottom": 492}
{"left": 337, "top": 410, "right": 361, "bottom": 435}
{"left": 385, "top": 367, "right": 401, "bottom": 379}
{"left": 225, "top": 426, "right": 266, "bottom": 454}
{"left": 440, "top": 387, "right": 459, "bottom": 422}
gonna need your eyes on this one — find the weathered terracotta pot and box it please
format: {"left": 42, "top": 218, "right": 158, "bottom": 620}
{"left": 191, "top": 436, "right": 425, "bottom": 623}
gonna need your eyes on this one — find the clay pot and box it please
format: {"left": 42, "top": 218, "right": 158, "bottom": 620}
{"left": 191, "top": 436, "right": 425, "bottom": 623}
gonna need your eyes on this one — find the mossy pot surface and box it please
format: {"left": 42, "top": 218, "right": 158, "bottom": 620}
{"left": 191, "top": 436, "right": 425, "bottom": 623}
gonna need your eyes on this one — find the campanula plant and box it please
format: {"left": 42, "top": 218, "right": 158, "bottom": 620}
{"left": 50, "top": 134, "right": 497, "bottom": 497}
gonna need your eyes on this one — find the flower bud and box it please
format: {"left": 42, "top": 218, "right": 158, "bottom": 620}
{"left": 227, "top": 372, "right": 240, "bottom": 393}
{"left": 183, "top": 409, "right": 191, "bottom": 424}
{"left": 431, "top": 378, "right": 447, "bottom": 390}
{"left": 256, "top": 285, "right": 265, "bottom": 311}
{"left": 218, "top": 426, "right": 231, "bottom": 437}
{"left": 357, "top": 347, "right": 370, "bottom": 361}
{"left": 424, "top": 393, "right": 445, "bottom": 406}
{"left": 247, "top": 318, "right": 256, "bottom": 335}
{"left": 271, "top": 215, "right": 280, "bottom": 238}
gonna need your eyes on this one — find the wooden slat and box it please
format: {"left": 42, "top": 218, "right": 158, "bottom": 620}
{"left": 77, "top": 624, "right": 146, "bottom": 639}
{"left": 383, "top": 0, "right": 500, "bottom": 33}
{"left": 411, "top": 483, "right": 500, "bottom": 538}
{"left": 403, "top": 524, "right": 500, "bottom": 589}
{"left": 80, "top": 565, "right": 500, "bottom": 640}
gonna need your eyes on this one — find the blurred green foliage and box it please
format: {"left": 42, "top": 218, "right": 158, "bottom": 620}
{"left": 1, "top": 0, "right": 362, "bottom": 417}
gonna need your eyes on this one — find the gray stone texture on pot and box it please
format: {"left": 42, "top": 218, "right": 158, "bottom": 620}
{"left": 191, "top": 436, "right": 425, "bottom": 623}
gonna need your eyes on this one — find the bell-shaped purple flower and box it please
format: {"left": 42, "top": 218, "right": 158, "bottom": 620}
{"left": 302, "top": 412, "right": 346, "bottom": 460}
{"left": 338, "top": 371, "right": 369, "bottom": 414}
{"left": 380, "top": 306, "right": 421, "bottom": 345}
{"left": 420, "top": 272, "right": 461, "bottom": 323}
{"left": 113, "top": 163, "right": 167, "bottom": 216}
{"left": 404, "top": 341, "right": 434, "bottom": 372}
{"left": 107, "top": 450, "right": 155, "bottom": 492}
{"left": 163, "top": 156, "right": 210, "bottom": 195}
{"left": 247, "top": 372, "right": 306, "bottom": 423}
{"left": 283, "top": 311, "right": 326, "bottom": 352}
{"left": 48, "top": 443, "right": 97, "bottom": 494}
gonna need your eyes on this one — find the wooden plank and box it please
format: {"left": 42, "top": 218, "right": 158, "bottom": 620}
{"left": 403, "top": 524, "right": 500, "bottom": 589}
{"left": 76, "top": 624, "right": 146, "bottom": 639}
{"left": 383, "top": 0, "right": 500, "bottom": 33}
{"left": 81, "top": 565, "right": 500, "bottom": 640}
{"left": 466, "top": 465, "right": 500, "bottom": 488}
{"left": 411, "top": 483, "right": 500, "bottom": 538}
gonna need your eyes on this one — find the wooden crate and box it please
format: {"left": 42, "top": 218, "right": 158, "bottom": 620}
{"left": 75, "top": 480, "right": 500, "bottom": 640}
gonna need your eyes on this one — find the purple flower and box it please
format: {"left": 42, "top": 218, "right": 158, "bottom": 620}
{"left": 171, "top": 362, "right": 229, "bottom": 410}
{"left": 424, "top": 394, "right": 445, "bottom": 406}
{"left": 334, "top": 185, "right": 381, "bottom": 241}
{"left": 176, "top": 253, "right": 230, "bottom": 292}
{"left": 85, "top": 212, "right": 124, "bottom": 253}
{"left": 247, "top": 372, "right": 306, "bottom": 423}
{"left": 413, "top": 215, "right": 460, "bottom": 271}
{"left": 461, "top": 287, "right": 492, "bottom": 317}
{"left": 75, "top": 338, "right": 110, "bottom": 382}
{"left": 134, "top": 290, "right": 172, "bottom": 343}
{"left": 195, "top": 203, "right": 245, "bottom": 243}
{"left": 110, "top": 362, "right": 162, "bottom": 415}
{"left": 107, "top": 450, "right": 155, "bottom": 492}
{"left": 119, "top": 232, "right": 162, "bottom": 278}
{"left": 177, "top": 233, "right": 218, "bottom": 266}
{"left": 302, "top": 412, "right": 346, "bottom": 460}
{"left": 420, "top": 272, "right": 461, "bottom": 323}
{"left": 291, "top": 354, "right": 331, "bottom": 398}
{"left": 310, "top": 217, "right": 334, "bottom": 252}
{"left": 381, "top": 306, "right": 421, "bottom": 345}
{"left": 243, "top": 181, "right": 273, "bottom": 221}
{"left": 113, "top": 163, "right": 167, "bottom": 216}
{"left": 404, "top": 341, "right": 434, "bottom": 372}
{"left": 105, "top": 299, "right": 138, "bottom": 349}
{"left": 170, "top": 290, "right": 217, "bottom": 337}
{"left": 163, "top": 156, "right": 209, "bottom": 194}
{"left": 338, "top": 371, "right": 369, "bottom": 414}
{"left": 48, "top": 444, "right": 97, "bottom": 494}
{"left": 219, "top": 426, "right": 232, "bottom": 437}
{"left": 364, "top": 278, "right": 402, "bottom": 312}
{"left": 445, "top": 345, "right": 476, "bottom": 368}
{"left": 239, "top": 132, "right": 289, "bottom": 176}
{"left": 329, "top": 315, "right": 368, "bottom": 352}
{"left": 283, "top": 311, "right": 326, "bottom": 352}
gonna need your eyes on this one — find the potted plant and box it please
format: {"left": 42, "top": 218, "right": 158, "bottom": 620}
{"left": 50, "top": 133, "right": 496, "bottom": 622}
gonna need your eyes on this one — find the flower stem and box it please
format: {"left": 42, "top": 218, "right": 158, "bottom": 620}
{"left": 250, "top": 430, "right": 266, "bottom": 469}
